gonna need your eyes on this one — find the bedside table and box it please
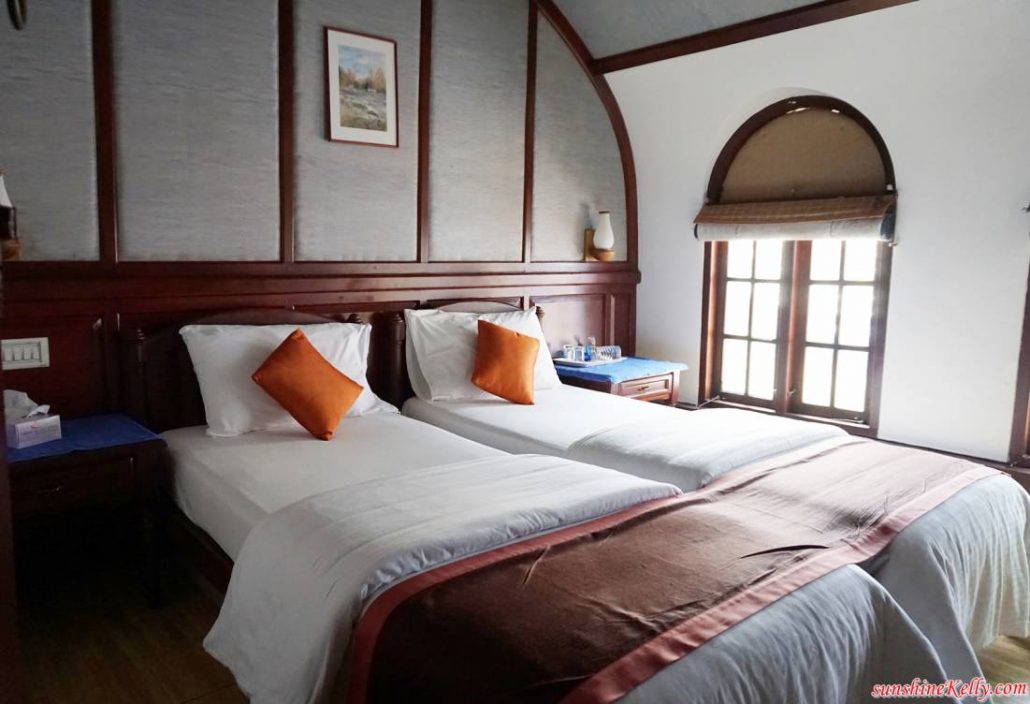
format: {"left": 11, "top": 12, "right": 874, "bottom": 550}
{"left": 8, "top": 413, "right": 166, "bottom": 603}
{"left": 555, "top": 357, "right": 688, "bottom": 406}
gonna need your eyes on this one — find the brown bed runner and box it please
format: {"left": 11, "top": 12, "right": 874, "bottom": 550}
{"left": 348, "top": 438, "right": 998, "bottom": 704}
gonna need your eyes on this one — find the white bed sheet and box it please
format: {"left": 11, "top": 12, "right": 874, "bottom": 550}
{"left": 163, "top": 413, "right": 504, "bottom": 559}
{"left": 207, "top": 454, "right": 952, "bottom": 704}
{"left": 403, "top": 384, "right": 675, "bottom": 455}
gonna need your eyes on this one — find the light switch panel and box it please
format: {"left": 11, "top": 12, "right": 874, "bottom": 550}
{"left": 2, "top": 337, "right": 50, "bottom": 370}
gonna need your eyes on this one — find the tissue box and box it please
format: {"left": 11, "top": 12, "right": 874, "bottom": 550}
{"left": 6, "top": 414, "right": 61, "bottom": 449}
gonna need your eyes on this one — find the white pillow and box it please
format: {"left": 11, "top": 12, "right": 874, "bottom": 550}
{"left": 404, "top": 307, "right": 561, "bottom": 401}
{"left": 180, "top": 322, "right": 396, "bottom": 437}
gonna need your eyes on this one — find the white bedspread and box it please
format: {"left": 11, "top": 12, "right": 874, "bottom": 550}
{"left": 403, "top": 384, "right": 676, "bottom": 455}
{"left": 623, "top": 565, "right": 955, "bottom": 704}
{"left": 205, "top": 455, "right": 679, "bottom": 703}
{"left": 206, "top": 454, "right": 953, "bottom": 704}
{"left": 568, "top": 407, "right": 846, "bottom": 490}
{"left": 570, "top": 411, "right": 1030, "bottom": 682}
{"left": 163, "top": 413, "right": 503, "bottom": 558}
{"left": 405, "top": 391, "right": 1030, "bottom": 683}
{"left": 872, "top": 474, "right": 1030, "bottom": 682}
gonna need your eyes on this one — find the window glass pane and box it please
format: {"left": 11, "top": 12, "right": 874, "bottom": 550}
{"left": 806, "top": 284, "right": 839, "bottom": 344}
{"left": 753, "top": 240, "right": 783, "bottom": 280}
{"left": 843, "top": 240, "right": 878, "bottom": 282}
{"left": 721, "top": 339, "right": 748, "bottom": 395}
{"left": 726, "top": 240, "right": 753, "bottom": 279}
{"left": 839, "top": 285, "right": 874, "bottom": 347}
{"left": 834, "top": 349, "right": 868, "bottom": 412}
{"left": 724, "top": 281, "right": 751, "bottom": 336}
{"left": 802, "top": 346, "right": 834, "bottom": 407}
{"left": 748, "top": 341, "right": 776, "bottom": 400}
{"left": 750, "top": 283, "right": 780, "bottom": 340}
{"left": 810, "top": 240, "right": 842, "bottom": 281}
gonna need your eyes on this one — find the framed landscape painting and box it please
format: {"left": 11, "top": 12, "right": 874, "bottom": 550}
{"left": 325, "top": 27, "right": 398, "bottom": 147}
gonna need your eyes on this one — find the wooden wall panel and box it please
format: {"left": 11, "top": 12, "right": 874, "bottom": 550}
{"left": 427, "top": 0, "right": 529, "bottom": 262}
{"left": 0, "top": 0, "right": 641, "bottom": 421}
{"left": 293, "top": 0, "right": 421, "bottom": 261}
{"left": 0, "top": 314, "right": 108, "bottom": 418}
{"left": 532, "top": 293, "right": 605, "bottom": 353}
{"left": 531, "top": 291, "right": 636, "bottom": 354}
{"left": 113, "top": 0, "right": 281, "bottom": 261}
{"left": 610, "top": 291, "right": 635, "bottom": 351}
{"left": 2, "top": 273, "right": 636, "bottom": 418}
{"left": 0, "top": 0, "right": 635, "bottom": 268}
{"left": 0, "top": 1, "right": 99, "bottom": 260}
{"left": 532, "top": 18, "right": 626, "bottom": 262}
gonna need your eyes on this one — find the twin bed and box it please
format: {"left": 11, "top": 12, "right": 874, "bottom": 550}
{"left": 123, "top": 305, "right": 1030, "bottom": 704}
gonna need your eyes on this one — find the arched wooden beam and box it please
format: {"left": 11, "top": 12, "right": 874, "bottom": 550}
{"left": 535, "top": 0, "right": 639, "bottom": 269}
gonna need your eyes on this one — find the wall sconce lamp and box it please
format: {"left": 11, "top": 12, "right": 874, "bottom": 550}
{"left": 584, "top": 210, "right": 615, "bottom": 262}
{"left": 0, "top": 170, "right": 21, "bottom": 261}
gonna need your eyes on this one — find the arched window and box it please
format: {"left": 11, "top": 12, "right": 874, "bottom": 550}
{"left": 696, "top": 96, "right": 895, "bottom": 431}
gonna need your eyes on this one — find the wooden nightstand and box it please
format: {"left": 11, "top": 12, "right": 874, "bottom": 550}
{"left": 8, "top": 413, "right": 166, "bottom": 603}
{"left": 555, "top": 357, "right": 688, "bottom": 406}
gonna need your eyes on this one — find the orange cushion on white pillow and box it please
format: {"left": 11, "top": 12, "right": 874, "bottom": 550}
{"left": 470, "top": 320, "right": 540, "bottom": 405}
{"left": 252, "top": 329, "right": 364, "bottom": 440}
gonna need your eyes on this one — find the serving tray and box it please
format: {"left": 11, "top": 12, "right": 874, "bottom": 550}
{"left": 553, "top": 357, "right": 626, "bottom": 368}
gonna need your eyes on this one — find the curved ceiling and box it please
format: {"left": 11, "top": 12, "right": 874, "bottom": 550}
{"left": 554, "top": 0, "right": 818, "bottom": 58}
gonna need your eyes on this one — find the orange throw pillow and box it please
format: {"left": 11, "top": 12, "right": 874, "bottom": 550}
{"left": 471, "top": 319, "right": 540, "bottom": 405}
{"left": 252, "top": 329, "right": 364, "bottom": 440}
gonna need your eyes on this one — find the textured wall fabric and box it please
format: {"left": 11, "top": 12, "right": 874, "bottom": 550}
{"left": 115, "top": 0, "right": 281, "bottom": 261}
{"left": 0, "top": 0, "right": 99, "bottom": 260}
{"left": 427, "top": 0, "right": 528, "bottom": 262}
{"left": 294, "top": 0, "right": 419, "bottom": 262}
{"left": 533, "top": 20, "right": 626, "bottom": 262}
{"left": 3, "top": 2, "right": 626, "bottom": 264}
{"left": 554, "top": 0, "right": 813, "bottom": 59}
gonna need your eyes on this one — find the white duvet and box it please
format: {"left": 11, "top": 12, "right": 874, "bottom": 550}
{"left": 206, "top": 454, "right": 954, "bottom": 704}
{"left": 567, "top": 407, "right": 846, "bottom": 490}
{"left": 873, "top": 473, "right": 1030, "bottom": 681}
{"left": 569, "top": 411, "right": 1030, "bottom": 683}
{"left": 405, "top": 392, "right": 1030, "bottom": 684}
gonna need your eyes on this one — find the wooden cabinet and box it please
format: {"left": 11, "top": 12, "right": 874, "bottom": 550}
{"left": 557, "top": 367, "right": 682, "bottom": 406}
{"left": 11, "top": 455, "right": 139, "bottom": 520}
{"left": 9, "top": 427, "right": 166, "bottom": 603}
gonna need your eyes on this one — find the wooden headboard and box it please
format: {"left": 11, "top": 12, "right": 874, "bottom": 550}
{"left": 434, "top": 301, "right": 544, "bottom": 320}
{"left": 119, "top": 308, "right": 408, "bottom": 432}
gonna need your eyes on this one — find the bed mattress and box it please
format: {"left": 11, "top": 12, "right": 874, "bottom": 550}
{"left": 402, "top": 384, "right": 675, "bottom": 455}
{"left": 163, "top": 412, "right": 504, "bottom": 559}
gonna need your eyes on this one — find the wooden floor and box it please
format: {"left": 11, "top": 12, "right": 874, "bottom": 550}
{"left": 14, "top": 508, "right": 244, "bottom": 704}
{"left": 980, "top": 637, "right": 1030, "bottom": 703}
{"left": 18, "top": 565, "right": 245, "bottom": 704}
{"left": 13, "top": 537, "right": 1030, "bottom": 703}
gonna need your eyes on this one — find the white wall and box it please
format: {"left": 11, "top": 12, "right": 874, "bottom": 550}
{"left": 608, "top": 0, "right": 1030, "bottom": 460}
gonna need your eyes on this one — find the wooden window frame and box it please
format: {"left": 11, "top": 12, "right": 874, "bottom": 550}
{"left": 701, "top": 239, "right": 891, "bottom": 434}
{"left": 708, "top": 240, "right": 793, "bottom": 412}
{"left": 1011, "top": 265, "right": 1030, "bottom": 467}
{"left": 698, "top": 95, "right": 896, "bottom": 436}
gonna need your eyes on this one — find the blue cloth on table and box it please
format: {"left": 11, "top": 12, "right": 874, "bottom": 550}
{"left": 8, "top": 413, "right": 160, "bottom": 463}
{"left": 554, "top": 356, "right": 688, "bottom": 384}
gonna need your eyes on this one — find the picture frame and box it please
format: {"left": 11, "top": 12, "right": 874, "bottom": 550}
{"left": 325, "top": 27, "right": 398, "bottom": 147}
